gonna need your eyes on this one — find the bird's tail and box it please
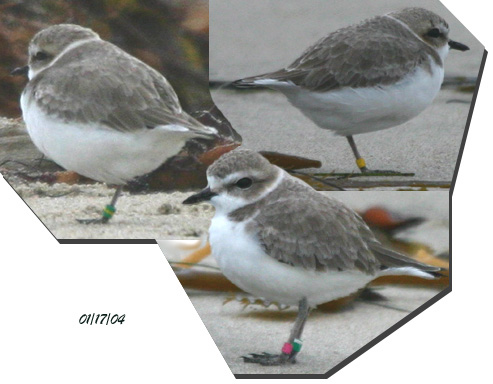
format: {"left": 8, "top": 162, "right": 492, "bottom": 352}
{"left": 370, "top": 243, "right": 445, "bottom": 279}
{"left": 232, "top": 71, "right": 290, "bottom": 88}
{"left": 179, "top": 113, "right": 219, "bottom": 139}
{"left": 232, "top": 67, "right": 299, "bottom": 89}
{"left": 231, "top": 76, "right": 264, "bottom": 88}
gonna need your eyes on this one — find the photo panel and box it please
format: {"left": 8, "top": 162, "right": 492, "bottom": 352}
{"left": 0, "top": 0, "right": 488, "bottom": 381}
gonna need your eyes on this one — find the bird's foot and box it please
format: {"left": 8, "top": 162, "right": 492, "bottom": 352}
{"left": 242, "top": 352, "right": 296, "bottom": 366}
{"left": 76, "top": 204, "right": 116, "bottom": 224}
{"left": 242, "top": 341, "right": 301, "bottom": 366}
{"left": 76, "top": 216, "right": 110, "bottom": 225}
{"left": 354, "top": 159, "right": 414, "bottom": 177}
{"left": 330, "top": 170, "right": 415, "bottom": 179}
{"left": 359, "top": 166, "right": 414, "bottom": 177}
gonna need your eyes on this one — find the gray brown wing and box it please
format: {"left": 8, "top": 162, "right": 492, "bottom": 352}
{"left": 27, "top": 40, "right": 211, "bottom": 134}
{"left": 253, "top": 178, "right": 382, "bottom": 275}
{"left": 237, "top": 16, "right": 439, "bottom": 92}
{"left": 369, "top": 243, "right": 441, "bottom": 273}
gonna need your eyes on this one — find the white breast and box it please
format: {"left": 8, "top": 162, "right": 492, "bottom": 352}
{"left": 209, "top": 213, "right": 375, "bottom": 307}
{"left": 20, "top": 95, "right": 192, "bottom": 185}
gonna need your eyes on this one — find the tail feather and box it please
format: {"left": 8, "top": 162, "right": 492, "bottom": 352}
{"left": 232, "top": 68, "right": 296, "bottom": 89}
{"left": 183, "top": 115, "right": 219, "bottom": 139}
{"left": 232, "top": 76, "right": 265, "bottom": 88}
{"left": 370, "top": 243, "right": 445, "bottom": 278}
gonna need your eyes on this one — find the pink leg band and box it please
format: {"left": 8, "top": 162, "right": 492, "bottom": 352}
{"left": 282, "top": 342, "right": 293, "bottom": 355}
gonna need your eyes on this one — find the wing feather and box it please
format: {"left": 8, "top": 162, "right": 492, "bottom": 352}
{"left": 238, "top": 174, "right": 442, "bottom": 275}
{"left": 249, "top": 176, "right": 382, "bottom": 274}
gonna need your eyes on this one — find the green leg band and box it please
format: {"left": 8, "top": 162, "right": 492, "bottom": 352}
{"left": 292, "top": 339, "right": 303, "bottom": 352}
{"left": 102, "top": 204, "right": 116, "bottom": 220}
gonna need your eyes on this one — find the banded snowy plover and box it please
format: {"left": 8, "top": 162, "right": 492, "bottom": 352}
{"left": 233, "top": 8, "right": 469, "bottom": 173}
{"left": 183, "top": 148, "right": 443, "bottom": 365}
{"left": 12, "top": 24, "right": 217, "bottom": 223}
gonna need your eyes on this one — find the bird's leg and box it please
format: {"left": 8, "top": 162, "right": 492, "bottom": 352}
{"left": 345, "top": 135, "right": 414, "bottom": 177}
{"left": 280, "top": 297, "right": 310, "bottom": 364}
{"left": 242, "top": 297, "right": 311, "bottom": 366}
{"left": 347, "top": 135, "right": 369, "bottom": 173}
{"left": 77, "top": 186, "right": 122, "bottom": 224}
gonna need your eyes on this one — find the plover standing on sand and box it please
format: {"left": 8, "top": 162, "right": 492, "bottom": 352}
{"left": 183, "top": 148, "right": 443, "bottom": 365}
{"left": 234, "top": 8, "right": 469, "bottom": 174}
{"left": 12, "top": 24, "right": 217, "bottom": 224}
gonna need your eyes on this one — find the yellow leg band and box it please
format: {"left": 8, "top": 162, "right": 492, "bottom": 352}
{"left": 356, "top": 158, "right": 366, "bottom": 169}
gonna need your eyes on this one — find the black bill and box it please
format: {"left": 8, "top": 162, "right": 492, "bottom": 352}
{"left": 182, "top": 187, "right": 217, "bottom": 205}
{"left": 10, "top": 65, "right": 29, "bottom": 77}
{"left": 449, "top": 40, "right": 470, "bottom": 51}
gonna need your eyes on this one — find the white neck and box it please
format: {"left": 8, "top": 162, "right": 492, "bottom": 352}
{"left": 435, "top": 43, "right": 450, "bottom": 62}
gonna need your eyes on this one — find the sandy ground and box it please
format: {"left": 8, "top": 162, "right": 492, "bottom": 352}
{"left": 209, "top": 0, "right": 483, "bottom": 181}
{"left": 185, "top": 285, "right": 443, "bottom": 376}
{"left": 7, "top": 180, "right": 213, "bottom": 240}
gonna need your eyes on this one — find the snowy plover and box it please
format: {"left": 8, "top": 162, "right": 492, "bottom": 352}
{"left": 183, "top": 148, "right": 442, "bottom": 365}
{"left": 12, "top": 24, "right": 217, "bottom": 223}
{"left": 233, "top": 8, "right": 469, "bottom": 173}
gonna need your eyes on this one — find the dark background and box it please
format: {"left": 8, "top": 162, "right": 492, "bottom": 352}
{"left": 0, "top": 0, "right": 210, "bottom": 117}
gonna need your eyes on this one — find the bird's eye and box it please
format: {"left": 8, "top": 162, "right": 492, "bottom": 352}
{"left": 33, "top": 51, "right": 50, "bottom": 61}
{"left": 426, "top": 28, "right": 441, "bottom": 38}
{"left": 235, "top": 177, "right": 253, "bottom": 189}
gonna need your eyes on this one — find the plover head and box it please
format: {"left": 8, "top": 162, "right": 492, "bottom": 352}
{"left": 389, "top": 8, "right": 469, "bottom": 56}
{"left": 183, "top": 148, "right": 281, "bottom": 213}
{"left": 26, "top": 24, "right": 100, "bottom": 79}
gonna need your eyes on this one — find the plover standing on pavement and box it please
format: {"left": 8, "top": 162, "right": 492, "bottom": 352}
{"left": 234, "top": 8, "right": 469, "bottom": 174}
{"left": 12, "top": 24, "right": 218, "bottom": 223}
{"left": 183, "top": 148, "right": 443, "bottom": 366}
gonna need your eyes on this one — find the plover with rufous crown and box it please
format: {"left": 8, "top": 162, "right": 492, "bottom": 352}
{"left": 183, "top": 148, "right": 443, "bottom": 366}
{"left": 233, "top": 7, "right": 469, "bottom": 174}
{"left": 12, "top": 24, "right": 218, "bottom": 224}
